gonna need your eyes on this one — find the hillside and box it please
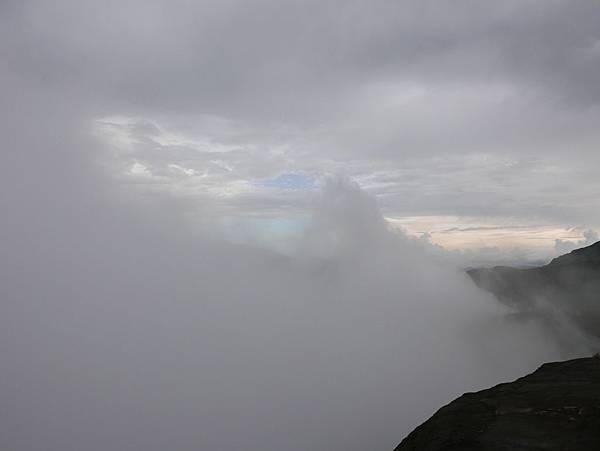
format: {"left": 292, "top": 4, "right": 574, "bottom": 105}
{"left": 467, "top": 241, "right": 600, "bottom": 338}
{"left": 394, "top": 356, "right": 600, "bottom": 450}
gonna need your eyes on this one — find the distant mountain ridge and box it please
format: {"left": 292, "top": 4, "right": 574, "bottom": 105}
{"left": 467, "top": 241, "right": 600, "bottom": 339}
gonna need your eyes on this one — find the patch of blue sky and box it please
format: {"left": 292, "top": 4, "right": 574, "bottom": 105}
{"left": 259, "top": 172, "right": 316, "bottom": 190}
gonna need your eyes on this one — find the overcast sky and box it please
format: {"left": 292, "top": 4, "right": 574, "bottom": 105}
{"left": 3, "top": 0, "right": 600, "bottom": 260}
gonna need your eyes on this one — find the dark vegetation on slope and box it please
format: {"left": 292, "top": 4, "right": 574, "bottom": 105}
{"left": 394, "top": 356, "right": 600, "bottom": 451}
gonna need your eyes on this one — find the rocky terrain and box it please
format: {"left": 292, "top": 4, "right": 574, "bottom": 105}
{"left": 394, "top": 356, "right": 600, "bottom": 451}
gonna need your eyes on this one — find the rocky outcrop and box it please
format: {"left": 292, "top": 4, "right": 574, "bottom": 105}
{"left": 394, "top": 356, "right": 600, "bottom": 451}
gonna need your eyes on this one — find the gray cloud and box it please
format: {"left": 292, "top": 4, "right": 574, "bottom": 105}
{"left": 3, "top": 1, "right": 600, "bottom": 232}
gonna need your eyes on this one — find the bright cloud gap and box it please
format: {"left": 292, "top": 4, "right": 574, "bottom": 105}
{"left": 94, "top": 115, "right": 598, "bottom": 264}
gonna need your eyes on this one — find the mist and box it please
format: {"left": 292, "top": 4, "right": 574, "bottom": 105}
{"left": 1, "top": 105, "right": 585, "bottom": 451}
{"left": 2, "top": 2, "right": 599, "bottom": 450}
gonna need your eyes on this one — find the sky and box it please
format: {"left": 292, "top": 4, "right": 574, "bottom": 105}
{"left": 3, "top": 0, "right": 600, "bottom": 261}
{"left": 1, "top": 2, "right": 600, "bottom": 451}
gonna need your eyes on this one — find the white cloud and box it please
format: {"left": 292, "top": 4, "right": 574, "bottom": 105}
{"left": 554, "top": 228, "right": 599, "bottom": 254}
{"left": 129, "top": 161, "right": 151, "bottom": 176}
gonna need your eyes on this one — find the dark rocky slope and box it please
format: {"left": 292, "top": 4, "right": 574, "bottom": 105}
{"left": 394, "top": 356, "right": 600, "bottom": 451}
{"left": 468, "top": 241, "right": 600, "bottom": 338}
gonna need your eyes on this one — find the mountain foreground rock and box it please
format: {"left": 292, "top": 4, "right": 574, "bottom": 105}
{"left": 394, "top": 356, "right": 600, "bottom": 451}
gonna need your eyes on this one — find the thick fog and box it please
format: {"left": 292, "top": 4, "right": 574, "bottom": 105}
{"left": 1, "top": 103, "right": 588, "bottom": 451}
